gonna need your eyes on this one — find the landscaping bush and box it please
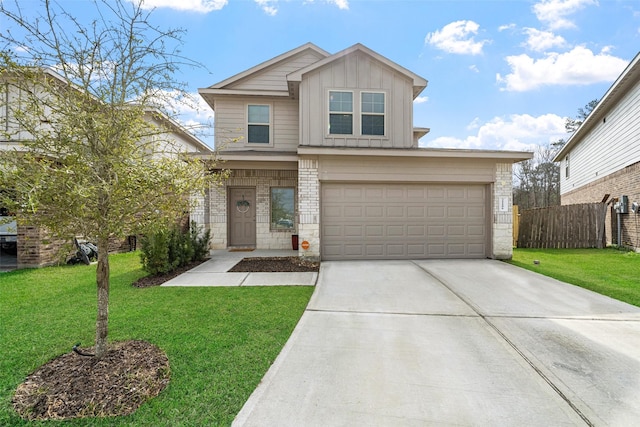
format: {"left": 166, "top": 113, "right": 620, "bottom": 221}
{"left": 140, "top": 222, "right": 210, "bottom": 275}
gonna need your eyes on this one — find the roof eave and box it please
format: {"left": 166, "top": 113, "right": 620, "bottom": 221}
{"left": 553, "top": 51, "right": 640, "bottom": 162}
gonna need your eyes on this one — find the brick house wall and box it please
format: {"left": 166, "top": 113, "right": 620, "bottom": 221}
{"left": 561, "top": 161, "right": 640, "bottom": 249}
{"left": 208, "top": 169, "right": 298, "bottom": 250}
{"left": 17, "top": 224, "right": 139, "bottom": 269}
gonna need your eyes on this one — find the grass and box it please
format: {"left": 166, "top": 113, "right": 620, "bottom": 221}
{"left": 0, "top": 252, "right": 314, "bottom": 426}
{"left": 507, "top": 248, "right": 640, "bottom": 307}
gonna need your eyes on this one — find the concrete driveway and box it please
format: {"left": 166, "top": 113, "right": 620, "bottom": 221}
{"left": 233, "top": 260, "right": 640, "bottom": 426}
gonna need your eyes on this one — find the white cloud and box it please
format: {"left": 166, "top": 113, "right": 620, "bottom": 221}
{"left": 328, "top": 0, "right": 349, "bottom": 10}
{"left": 533, "top": 0, "right": 598, "bottom": 30}
{"left": 414, "top": 96, "right": 429, "bottom": 104}
{"left": 469, "top": 64, "right": 479, "bottom": 73}
{"left": 523, "top": 28, "right": 567, "bottom": 52}
{"left": 497, "top": 46, "right": 629, "bottom": 92}
{"left": 255, "top": 0, "right": 278, "bottom": 15}
{"left": 303, "top": 0, "right": 349, "bottom": 10}
{"left": 498, "top": 23, "right": 516, "bottom": 32}
{"left": 137, "top": 0, "right": 227, "bottom": 13}
{"left": 422, "top": 113, "right": 566, "bottom": 151}
{"left": 425, "top": 20, "right": 488, "bottom": 55}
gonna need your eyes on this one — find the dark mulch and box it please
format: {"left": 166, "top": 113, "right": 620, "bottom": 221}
{"left": 133, "top": 256, "right": 319, "bottom": 289}
{"left": 12, "top": 340, "right": 170, "bottom": 421}
{"left": 228, "top": 256, "right": 320, "bottom": 273}
{"left": 132, "top": 259, "right": 208, "bottom": 288}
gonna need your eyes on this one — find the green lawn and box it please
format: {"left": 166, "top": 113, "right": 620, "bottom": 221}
{"left": 0, "top": 252, "right": 314, "bottom": 426}
{"left": 507, "top": 248, "right": 640, "bottom": 307}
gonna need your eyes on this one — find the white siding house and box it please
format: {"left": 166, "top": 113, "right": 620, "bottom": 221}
{"left": 554, "top": 52, "right": 640, "bottom": 249}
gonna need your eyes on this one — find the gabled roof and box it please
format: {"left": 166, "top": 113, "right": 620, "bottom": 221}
{"left": 286, "top": 43, "right": 428, "bottom": 99}
{"left": 3, "top": 67, "right": 211, "bottom": 153}
{"left": 553, "top": 51, "right": 640, "bottom": 161}
{"left": 207, "top": 42, "right": 330, "bottom": 90}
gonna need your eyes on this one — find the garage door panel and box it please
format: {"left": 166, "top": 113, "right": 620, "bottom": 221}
{"left": 365, "top": 225, "right": 384, "bottom": 237}
{"left": 322, "top": 183, "right": 487, "bottom": 260}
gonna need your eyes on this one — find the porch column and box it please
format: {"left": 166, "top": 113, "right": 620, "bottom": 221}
{"left": 493, "top": 162, "right": 514, "bottom": 259}
{"left": 298, "top": 157, "right": 320, "bottom": 261}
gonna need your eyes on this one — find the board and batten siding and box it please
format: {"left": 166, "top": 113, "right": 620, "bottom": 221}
{"left": 317, "top": 156, "right": 497, "bottom": 183}
{"left": 227, "top": 51, "right": 326, "bottom": 92}
{"left": 299, "top": 52, "right": 415, "bottom": 149}
{"left": 560, "top": 78, "right": 640, "bottom": 195}
{"left": 213, "top": 96, "right": 299, "bottom": 152}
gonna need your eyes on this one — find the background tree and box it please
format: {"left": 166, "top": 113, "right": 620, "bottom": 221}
{"left": 0, "top": 0, "right": 221, "bottom": 359}
{"left": 565, "top": 99, "right": 599, "bottom": 133}
{"left": 513, "top": 144, "right": 560, "bottom": 209}
{"left": 514, "top": 99, "right": 599, "bottom": 209}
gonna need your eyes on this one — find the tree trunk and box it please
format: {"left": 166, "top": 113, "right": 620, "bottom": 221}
{"left": 95, "top": 236, "right": 110, "bottom": 359}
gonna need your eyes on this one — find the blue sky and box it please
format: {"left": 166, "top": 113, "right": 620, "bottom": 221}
{"left": 6, "top": 0, "right": 640, "bottom": 152}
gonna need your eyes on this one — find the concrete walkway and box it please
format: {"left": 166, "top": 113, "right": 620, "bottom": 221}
{"left": 161, "top": 249, "right": 318, "bottom": 287}
{"left": 233, "top": 259, "right": 640, "bottom": 426}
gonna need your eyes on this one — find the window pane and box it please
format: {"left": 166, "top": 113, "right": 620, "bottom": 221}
{"left": 271, "top": 188, "right": 295, "bottom": 230}
{"left": 248, "top": 105, "right": 269, "bottom": 123}
{"left": 329, "top": 91, "right": 352, "bottom": 112}
{"left": 362, "top": 92, "right": 384, "bottom": 114}
{"left": 362, "top": 115, "right": 384, "bottom": 135}
{"left": 330, "top": 113, "right": 353, "bottom": 134}
{"left": 248, "top": 124, "right": 269, "bottom": 143}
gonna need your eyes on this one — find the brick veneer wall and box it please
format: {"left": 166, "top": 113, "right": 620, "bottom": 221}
{"left": 208, "top": 169, "right": 298, "bottom": 250}
{"left": 561, "top": 161, "right": 640, "bottom": 250}
{"left": 297, "top": 158, "right": 320, "bottom": 261}
{"left": 493, "top": 163, "right": 514, "bottom": 259}
{"left": 17, "top": 224, "right": 139, "bottom": 269}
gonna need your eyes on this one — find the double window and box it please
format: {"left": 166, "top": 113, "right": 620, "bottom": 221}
{"left": 247, "top": 104, "right": 270, "bottom": 144}
{"left": 328, "top": 90, "right": 385, "bottom": 136}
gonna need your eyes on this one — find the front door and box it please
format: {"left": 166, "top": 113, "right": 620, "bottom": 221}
{"left": 228, "top": 187, "right": 256, "bottom": 247}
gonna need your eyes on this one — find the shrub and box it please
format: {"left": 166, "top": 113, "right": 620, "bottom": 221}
{"left": 140, "top": 229, "right": 171, "bottom": 275}
{"left": 140, "top": 222, "right": 211, "bottom": 275}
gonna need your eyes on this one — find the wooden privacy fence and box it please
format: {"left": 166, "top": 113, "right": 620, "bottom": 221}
{"left": 517, "top": 203, "right": 606, "bottom": 249}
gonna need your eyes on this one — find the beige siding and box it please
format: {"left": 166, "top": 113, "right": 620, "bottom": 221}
{"left": 560, "top": 78, "right": 640, "bottom": 195}
{"left": 318, "top": 156, "right": 497, "bottom": 183}
{"left": 228, "top": 51, "right": 326, "bottom": 92}
{"left": 299, "top": 52, "right": 415, "bottom": 149}
{"left": 214, "top": 96, "right": 299, "bottom": 152}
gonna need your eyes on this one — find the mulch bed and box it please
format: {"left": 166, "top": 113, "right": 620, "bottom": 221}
{"left": 132, "top": 259, "right": 208, "bottom": 288}
{"left": 12, "top": 340, "right": 170, "bottom": 421}
{"left": 228, "top": 256, "right": 320, "bottom": 273}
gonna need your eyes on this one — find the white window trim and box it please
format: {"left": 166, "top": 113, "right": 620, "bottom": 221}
{"left": 327, "top": 90, "right": 354, "bottom": 136}
{"left": 326, "top": 89, "right": 388, "bottom": 138}
{"left": 361, "top": 91, "right": 386, "bottom": 137}
{"left": 246, "top": 103, "right": 273, "bottom": 146}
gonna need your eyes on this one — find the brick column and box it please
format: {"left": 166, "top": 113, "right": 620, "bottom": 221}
{"left": 298, "top": 157, "right": 320, "bottom": 261}
{"left": 493, "top": 163, "right": 513, "bottom": 259}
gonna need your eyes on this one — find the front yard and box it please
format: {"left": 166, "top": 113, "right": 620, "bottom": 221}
{"left": 508, "top": 248, "right": 640, "bottom": 307}
{"left": 0, "top": 252, "right": 313, "bottom": 426}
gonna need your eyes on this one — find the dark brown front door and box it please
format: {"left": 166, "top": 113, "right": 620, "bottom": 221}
{"left": 229, "top": 187, "right": 256, "bottom": 247}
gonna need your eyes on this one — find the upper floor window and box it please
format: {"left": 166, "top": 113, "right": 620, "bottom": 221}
{"left": 565, "top": 155, "right": 570, "bottom": 179}
{"left": 329, "top": 91, "right": 353, "bottom": 135}
{"left": 247, "top": 104, "right": 270, "bottom": 144}
{"left": 361, "top": 92, "right": 385, "bottom": 136}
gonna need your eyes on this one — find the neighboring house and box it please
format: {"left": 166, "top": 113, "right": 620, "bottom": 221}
{"left": 553, "top": 52, "right": 640, "bottom": 250}
{"left": 0, "top": 68, "right": 212, "bottom": 268}
{"left": 198, "top": 43, "right": 531, "bottom": 261}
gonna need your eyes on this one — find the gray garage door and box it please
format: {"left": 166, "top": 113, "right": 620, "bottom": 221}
{"left": 321, "top": 183, "right": 488, "bottom": 260}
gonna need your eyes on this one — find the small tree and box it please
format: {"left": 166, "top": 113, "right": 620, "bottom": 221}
{"left": 0, "top": 0, "right": 221, "bottom": 358}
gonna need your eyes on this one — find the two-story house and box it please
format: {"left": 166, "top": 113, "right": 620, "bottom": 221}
{"left": 1, "top": 68, "right": 212, "bottom": 268}
{"left": 553, "top": 52, "right": 640, "bottom": 250}
{"left": 198, "top": 43, "right": 532, "bottom": 261}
